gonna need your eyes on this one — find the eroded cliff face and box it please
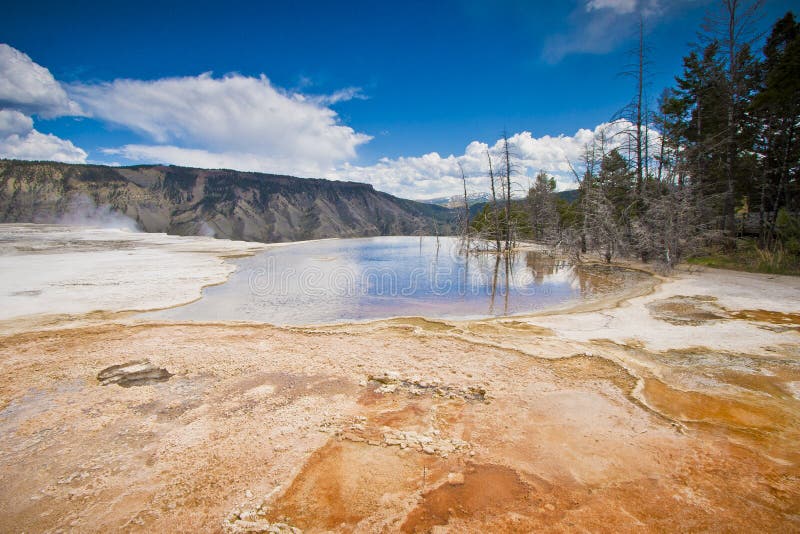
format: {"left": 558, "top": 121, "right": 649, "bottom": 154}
{"left": 0, "top": 160, "right": 455, "bottom": 242}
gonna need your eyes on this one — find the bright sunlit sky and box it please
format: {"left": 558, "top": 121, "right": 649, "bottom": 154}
{"left": 0, "top": 0, "right": 795, "bottom": 199}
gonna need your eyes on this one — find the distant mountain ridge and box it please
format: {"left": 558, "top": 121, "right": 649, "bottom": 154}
{"left": 0, "top": 160, "right": 456, "bottom": 242}
{"left": 419, "top": 192, "right": 491, "bottom": 208}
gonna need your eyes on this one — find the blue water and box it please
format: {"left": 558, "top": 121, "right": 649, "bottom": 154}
{"left": 146, "top": 236, "right": 645, "bottom": 325}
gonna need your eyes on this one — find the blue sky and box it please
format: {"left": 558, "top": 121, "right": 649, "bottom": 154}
{"left": 0, "top": 0, "right": 795, "bottom": 198}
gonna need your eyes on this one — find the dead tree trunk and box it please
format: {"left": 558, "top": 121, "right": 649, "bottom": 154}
{"left": 487, "top": 150, "right": 501, "bottom": 252}
{"left": 636, "top": 15, "right": 645, "bottom": 195}
{"left": 458, "top": 161, "right": 470, "bottom": 248}
{"left": 502, "top": 133, "right": 513, "bottom": 251}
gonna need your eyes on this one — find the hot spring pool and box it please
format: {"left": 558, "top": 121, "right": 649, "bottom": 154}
{"left": 143, "top": 236, "right": 648, "bottom": 325}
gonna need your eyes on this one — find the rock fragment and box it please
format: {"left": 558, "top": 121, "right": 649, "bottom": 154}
{"left": 97, "top": 359, "right": 172, "bottom": 387}
{"left": 447, "top": 472, "right": 465, "bottom": 485}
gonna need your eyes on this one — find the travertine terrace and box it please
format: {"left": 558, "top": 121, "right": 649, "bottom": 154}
{"left": 1, "top": 225, "right": 798, "bottom": 532}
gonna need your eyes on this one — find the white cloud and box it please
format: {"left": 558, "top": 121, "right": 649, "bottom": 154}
{"left": 0, "top": 109, "right": 33, "bottom": 135}
{"left": 330, "top": 122, "right": 635, "bottom": 200}
{"left": 0, "top": 43, "right": 656, "bottom": 202}
{"left": 69, "top": 73, "right": 372, "bottom": 175}
{"left": 0, "top": 44, "right": 81, "bottom": 117}
{"left": 309, "top": 86, "right": 368, "bottom": 105}
{"left": 0, "top": 110, "right": 87, "bottom": 163}
{"left": 586, "top": 0, "right": 639, "bottom": 14}
{"left": 543, "top": 0, "right": 664, "bottom": 63}
{"left": 0, "top": 45, "right": 87, "bottom": 164}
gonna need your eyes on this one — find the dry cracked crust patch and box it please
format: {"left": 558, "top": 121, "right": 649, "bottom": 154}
{"left": 646, "top": 295, "right": 728, "bottom": 325}
{"left": 647, "top": 294, "right": 800, "bottom": 331}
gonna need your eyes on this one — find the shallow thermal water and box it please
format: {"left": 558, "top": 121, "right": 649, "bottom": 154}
{"left": 146, "top": 236, "right": 648, "bottom": 325}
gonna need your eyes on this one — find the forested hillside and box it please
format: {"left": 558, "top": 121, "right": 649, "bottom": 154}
{"left": 466, "top": 8, "right": 799, "bottom": 273}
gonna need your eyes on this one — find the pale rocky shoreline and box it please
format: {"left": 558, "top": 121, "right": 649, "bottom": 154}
{"left": 1, "top": 225, "right": 798, "bottom": 532}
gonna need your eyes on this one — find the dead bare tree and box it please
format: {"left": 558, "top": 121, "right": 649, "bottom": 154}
{"left": 502, "top": 132, "right": 514, "bottom": 251}
{"left": 457, "top": 161, "right": 470, "bottom": 249}
{"left": 566, "top": 129, "right": 608, "bottom": 258}
{"left": 487, "top": 149, "right": 501, "bottom": 252}
{"left": 582, "top": 181, "right": 627, "bottom": 263}
{"left": 612, "top": 15, "right": 653, "bottom": 197}
{"left": 632, "top": 179, "right": 712, "bottom": 269}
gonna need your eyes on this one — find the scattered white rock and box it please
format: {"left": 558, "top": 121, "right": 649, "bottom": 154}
{"left": 381, "top": 428, "right": 469, "bottom": 457}
{"left": 223, "top": 491, "right": 300, "bottom": 534}
{"left": 447, "top": 472, "right": 465, "bottom": 485}
{"left": 223, "top": 517, "right": 301, "bottom": 534}
{"left": 367, "top": 372, "right": 488, "bottom": 402}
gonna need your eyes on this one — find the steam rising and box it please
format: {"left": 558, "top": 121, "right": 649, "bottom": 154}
{"left": 197, "top": 221, "right": 216, "bottom": 237}
{"left": 55, "top": 194, "right": 140, "bottom": 231}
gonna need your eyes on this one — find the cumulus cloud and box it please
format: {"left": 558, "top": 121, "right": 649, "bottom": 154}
{"left": 331, "top": 121, "right": 635, "bottom": 200}
{"left": 70, "top": 73, "right": 372, "bottom": 175}
{"left": 0, "top": 44, "right": 81, "bottom": 118}
{"left": 66, "top": 70, "right": 640, "bottom": 200}
{"left": 0, "top": 42, "right": 658, "bottom": 201}
{"left": 0, "top": 45, "right": 87, "bottom": 163}
{"left": 0, "top": 108, "right": 33, "bottom": 135}
{"left": 0, "top": 109, "right": 87, "bottom": 163}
